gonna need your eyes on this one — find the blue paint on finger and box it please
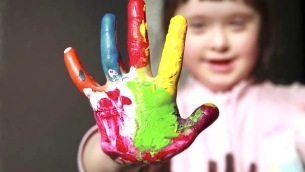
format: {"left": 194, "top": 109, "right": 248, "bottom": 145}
{"left": 79, "top": 70, "right": 85, "bottom": 81}
{"left": 100, "top": 13, "right": 122, "bottom": 82}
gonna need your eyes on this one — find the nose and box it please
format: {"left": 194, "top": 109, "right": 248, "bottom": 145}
{"left": 208, "top": 27, "right": 229, "bottom": 52}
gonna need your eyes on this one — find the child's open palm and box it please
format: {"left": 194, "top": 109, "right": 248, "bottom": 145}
{"left": 64, "top": 0, "right": 218, "bottom": 164}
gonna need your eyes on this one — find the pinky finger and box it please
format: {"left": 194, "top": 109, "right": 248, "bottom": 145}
{"left": 64, "top": 47, "right": 105, "bottom": 94}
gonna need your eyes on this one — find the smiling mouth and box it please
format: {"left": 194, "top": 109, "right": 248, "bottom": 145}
{"left": 207, "top": 59, "right": 234, "bottom": 73}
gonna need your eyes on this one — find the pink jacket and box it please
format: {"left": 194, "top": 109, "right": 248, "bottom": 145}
{"left": 172, "top": 78, "right": 305, "bottom": 172}
{"left": 78, "top": 78, "right": 305, "bottom": 172}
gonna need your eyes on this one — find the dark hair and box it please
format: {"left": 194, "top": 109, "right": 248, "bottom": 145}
{"left": 162, "top": 0, "right": 274, "bottom": 83}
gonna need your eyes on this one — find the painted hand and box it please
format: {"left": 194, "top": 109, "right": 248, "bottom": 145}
{"left": 64, "top": 0, "right": 219, "bottom": 164}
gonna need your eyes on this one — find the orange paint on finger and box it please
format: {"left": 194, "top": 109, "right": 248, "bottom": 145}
{"left": 64, "top": 47, "right": 105, "bottom": 94}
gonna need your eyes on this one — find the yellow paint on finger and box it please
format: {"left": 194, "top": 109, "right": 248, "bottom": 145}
{"left": 140, "top": 21, "right": 147, "bottom": 43}
{"left": 156, "top": 15, "right": 187, "bottom": 95}
{"left": 145, "top": 47, "right": 149, "bottom": 57}
{"left": 142, "top": 57, "right": 147, "bottom": 63}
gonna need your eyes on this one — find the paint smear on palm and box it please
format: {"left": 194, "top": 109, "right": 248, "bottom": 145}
{"left": 127, "top": 0, "right": 178, "bottom": 153}
{"left": 127, "top": 16, "right": 188, "bottom": 153}
{"left": 127, "top": 78, "right": 178, "bottom": 154}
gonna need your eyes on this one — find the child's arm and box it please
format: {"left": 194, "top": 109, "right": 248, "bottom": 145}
{"left": 64, "top": 0, "right": 219, "bottom": 171}
{"left": 82, "top": 131, "right": 148, "bottom": 172}
{"left": 79, "top": 129, "right": 170, "bottom": 172}
{"left": 82, "top": 131, "right": 119, "bottom": 172}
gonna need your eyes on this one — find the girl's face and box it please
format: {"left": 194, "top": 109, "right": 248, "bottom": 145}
{"left": 175, "top": 0, "right": 261, "bottom": 92}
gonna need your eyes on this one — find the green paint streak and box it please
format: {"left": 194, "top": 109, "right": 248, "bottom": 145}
{"left": 126, "top": 80, "right": 178, "bottom": 154}
{"left": 189, "top": 108, "right": 203, "bottom": 122}
{"left": 177, "top": 108, "right": 203, "bottom": 132}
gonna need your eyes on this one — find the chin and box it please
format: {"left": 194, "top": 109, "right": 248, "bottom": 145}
{"left": 201, "top": 79, "right": 238, "bottom": 93}
{"left": 211, "top": 84, "right": 233, "bottom": 93}
{"left": 194, "top": 71, "right": 246, "bottom": 93}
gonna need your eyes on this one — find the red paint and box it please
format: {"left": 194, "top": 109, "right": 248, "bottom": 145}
{"left": 95, "top": 93, "right": 219, "bottom": 163}
{"left": 92, "top": 88, "right": 196, "bottom": 163}
{"left": 118, "top": 57, "right": 126, "bottom": 72}
{"left": 64, "top": 48, "right": 214, "bottom": 162}
{"left": 94, "top": 88, "right": 135, "bottom": 157}
{"left": 127, "top": 0, "right": 149, "bottom": 68}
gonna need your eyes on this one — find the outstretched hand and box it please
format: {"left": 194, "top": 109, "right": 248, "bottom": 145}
{"left": 64, "top": 0, "right": 219, "bottom": 164}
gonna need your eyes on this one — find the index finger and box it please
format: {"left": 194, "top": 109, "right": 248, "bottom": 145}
{"left": 156, "top": 16, "right": 187, "bottom": 93}
{"left": 127, "top": 0, "right": 150, "bottom": 71}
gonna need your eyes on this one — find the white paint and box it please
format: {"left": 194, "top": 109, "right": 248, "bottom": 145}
{"left": 82, "top": 75, "right": 138, "bottom": 138}
{"left": 124, "top": 67, "right": 138, "bottom": 80}
{"left": 84, "top": 88, "right": 106, "bottom": 111}
{"left": 116, "top": 76, "right": 137, "bottom": 137}
{"left": 64, "top": 47, "right": 72, "bottom": 53}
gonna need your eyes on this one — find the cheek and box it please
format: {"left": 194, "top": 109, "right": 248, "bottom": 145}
{"left": 234, "top": 31, "right": 259, "bottom": 61}
{"left": 183, "top": 36, "right": 201, "bottom": 63}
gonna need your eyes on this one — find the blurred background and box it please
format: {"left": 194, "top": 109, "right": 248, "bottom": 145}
{"left": 0, "top": 0, "right": 304, "bottom": 171}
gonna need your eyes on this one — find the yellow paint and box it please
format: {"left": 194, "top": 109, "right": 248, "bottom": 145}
{"left": 139, "top": 5, "right": 147, "bottom": 43}
{"left": 156, "top": 15, "right": 187, "bottom": 95}
{"left": 151, "top": 83, "right": 156, "bottom": 92}
{"left": 205, "top": 103, "right": 217, "bottom": 108}
{"left": 142, "top": 58, "right": 146, "bottom": 63}
{"left": 140, "top": 21, "right": 147, "bottom": 42}
{"left": 139, "top": 5, "right": 147, "bottom": 42}
{"left": 145, "top": 47, "right": 149, "bottom": 56}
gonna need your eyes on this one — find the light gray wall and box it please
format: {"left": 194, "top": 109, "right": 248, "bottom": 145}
{"left": 146, "top": 0, "right": 164, "bottom": 75}
{"left": 146, "top": 0, "right": 190, "bottom": 87}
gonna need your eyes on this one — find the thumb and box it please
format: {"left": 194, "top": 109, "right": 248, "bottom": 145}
{"left": 178, "top": 103, "right": 219, "bottom": 135}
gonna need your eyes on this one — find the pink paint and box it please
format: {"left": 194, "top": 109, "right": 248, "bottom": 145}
{"left": 93, "top": 88, "right": 136, "bottom": 161}
{"left": 92, "top": 88, "right": 191, "bottom": 163}
{"left": 93, "top": 92, "right": 219, "bottom": 163}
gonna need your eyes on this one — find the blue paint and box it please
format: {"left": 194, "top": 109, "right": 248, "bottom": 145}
{"left": 78, "top": 70, "right": 85, "bottom": 81}
{"left": 100, "top": 13, "right": 122, "bottom": 82}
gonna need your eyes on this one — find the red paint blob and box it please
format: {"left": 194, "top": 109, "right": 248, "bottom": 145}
{"left": 127, "top": 0, "right": 149, "bottom": 68}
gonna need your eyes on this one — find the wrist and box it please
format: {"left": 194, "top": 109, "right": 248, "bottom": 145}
{"left": 117, "top": 164, "right": 148, "bottom": 172}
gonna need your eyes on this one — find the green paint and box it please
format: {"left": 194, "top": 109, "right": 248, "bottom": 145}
{"left": 189, "top": 108, "right": 203, "bottom": 122}
{"left": 126, "top": 80, "right": 178, "bottom": 154}
{"left": 177, "top": 108, "right": 203, "bottom": 132}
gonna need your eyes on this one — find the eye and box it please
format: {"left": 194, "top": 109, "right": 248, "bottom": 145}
{"left": 229, "top": 17, "right": 246, "bottom": 31}
{"left": 189, "top": 22, "right": 205, "bottom": 28}
{"left": 188, "top": 21, "right": 206, "bottom": 34}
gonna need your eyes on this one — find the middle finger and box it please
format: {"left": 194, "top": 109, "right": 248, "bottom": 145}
{"left": 127, "top": 0, "right": 151, "bottom": 75}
